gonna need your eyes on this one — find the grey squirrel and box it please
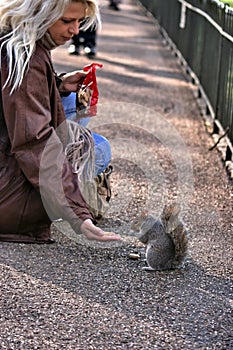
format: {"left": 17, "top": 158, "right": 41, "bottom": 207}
{"left": 132, "top": 203, "right": 188, "bottom": 271}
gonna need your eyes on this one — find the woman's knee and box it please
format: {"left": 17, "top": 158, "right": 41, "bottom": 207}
{"left": 93, "top": 133, "right": 112, "bottom": 175}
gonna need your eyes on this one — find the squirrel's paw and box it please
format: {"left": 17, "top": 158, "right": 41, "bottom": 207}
{"left": 142, "top": 266, "right": 156, "bottom": 271}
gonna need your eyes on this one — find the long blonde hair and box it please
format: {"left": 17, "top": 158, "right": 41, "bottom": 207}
{"left": 0, "top": 0, "right": 100, "bottom": 93}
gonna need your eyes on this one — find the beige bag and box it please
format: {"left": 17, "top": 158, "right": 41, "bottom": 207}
{"left": 80, "top": 165, "right": 112, "bottom": 220}
{"left": 64, "top": 121, "right": 112, "bottom": 220}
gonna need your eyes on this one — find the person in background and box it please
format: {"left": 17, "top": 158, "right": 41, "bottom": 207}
{"left": 68, "top": 22, "right": 97, "bottom": 57}
{"left": 109, "top": 0, "right": 121, "bottom": 11}
{"left": 0, "top": 0, "right": 121, "bottom": 244}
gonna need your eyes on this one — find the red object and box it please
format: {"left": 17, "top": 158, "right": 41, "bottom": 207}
{"left": 82, "top": 63, "right": 103, "bottom": 107}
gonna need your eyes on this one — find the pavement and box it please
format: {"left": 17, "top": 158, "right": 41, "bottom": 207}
{"left": 0, "top": 0, "right": 232, "bottom": 349}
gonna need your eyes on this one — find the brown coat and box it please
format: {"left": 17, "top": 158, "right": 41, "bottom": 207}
{"left": 0, "top": 40, "right": 93, "bottom": 243}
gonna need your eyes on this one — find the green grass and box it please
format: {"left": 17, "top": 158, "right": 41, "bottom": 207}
{"left": 220, "top": 0, "right": 233, "bottom": 7}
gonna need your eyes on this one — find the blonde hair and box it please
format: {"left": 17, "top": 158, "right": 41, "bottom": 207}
{"left": 0, "top": 0, "right": 100, "bottom": 93}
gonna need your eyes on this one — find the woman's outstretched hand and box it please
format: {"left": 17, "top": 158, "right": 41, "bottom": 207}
{"left": 80, "top": 219, "right": 122, "bottom": 242}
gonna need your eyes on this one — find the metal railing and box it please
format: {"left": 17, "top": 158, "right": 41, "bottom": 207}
{"left": 139, "top": 0, "right": 233, "bottom": 159}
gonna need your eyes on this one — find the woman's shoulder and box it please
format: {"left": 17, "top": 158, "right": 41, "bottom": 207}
{"left": 30, "top": 41, "right": 55, "bottom": 77}
{"left": 34, "top": 41, "right": 52, "bottom": 62}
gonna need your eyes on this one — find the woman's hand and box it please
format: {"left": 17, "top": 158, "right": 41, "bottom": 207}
{"left": 80, "top": 219, "right": 122, "bottom": 242}
{"left": 59, "top": 70, "right": 87, "bottom": 93}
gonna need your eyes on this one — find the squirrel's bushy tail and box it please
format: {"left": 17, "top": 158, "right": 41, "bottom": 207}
{"left": 161, "top": 203, "right": 189, "bottom": 268}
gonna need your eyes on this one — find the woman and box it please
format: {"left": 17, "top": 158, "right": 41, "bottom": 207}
{"left": 0, "top": 0, "right": 120, "bottom": 243}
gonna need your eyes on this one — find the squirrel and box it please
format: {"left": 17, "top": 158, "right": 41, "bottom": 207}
{"left": 132, "top": 203, "right": 189, "bottom": 271}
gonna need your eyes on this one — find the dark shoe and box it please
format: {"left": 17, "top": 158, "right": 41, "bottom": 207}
{"left": 0, "top": 236, "right": 56, "bottom": 244}
{"left": 37, "top": 238, "right": 56, "bottom": 244}
{"left": 21, "top": 237, "right": 56, "bottom": 244}
{"left": 0, "top": 225, "right": 55, "bottom": 244}
{"left": 84, "top": 46, "right": 96, "bottom": 58}
{"left": 109, "top": 2, "right": 120, "bottom": 10}
{"left": 68, "top": 44, "right": 80, "bottom": 55}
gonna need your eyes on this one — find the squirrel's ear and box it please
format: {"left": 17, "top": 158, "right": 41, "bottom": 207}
{"left": 170, "top": 203, "right": 180, "bottom": 214}
{"left": 131, "top": 210, "right": 149, "bottom": 231}
{"left": 141, "top": 210, "right": 149, "bottom": 219}
{"left": 164, "top": 203, "right": 181, "bottom": 216}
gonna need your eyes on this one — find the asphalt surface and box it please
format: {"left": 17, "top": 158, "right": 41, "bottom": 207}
{"left": 0, "top": 0, "right": 232, "bottom": 349}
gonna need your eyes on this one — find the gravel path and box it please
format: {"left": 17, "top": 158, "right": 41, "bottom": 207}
{"left": 0, "top": 1, "right": 232, "bottom": 349}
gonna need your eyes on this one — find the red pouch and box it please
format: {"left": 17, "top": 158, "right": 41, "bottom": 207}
{"left": 81, "top": 63, "right": 103, "bottom": 116}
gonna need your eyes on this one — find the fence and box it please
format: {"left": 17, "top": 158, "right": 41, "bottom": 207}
{"left": 139, "top": 0, "right": 233, "bottom": 161}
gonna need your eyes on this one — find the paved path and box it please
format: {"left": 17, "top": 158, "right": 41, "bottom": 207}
{"left": 0, "top": 1, "right": 232, "bottom": 349}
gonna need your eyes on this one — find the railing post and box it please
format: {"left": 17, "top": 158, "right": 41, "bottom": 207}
{"left": 215, "top": 2, "right": 226, "bottom": 123}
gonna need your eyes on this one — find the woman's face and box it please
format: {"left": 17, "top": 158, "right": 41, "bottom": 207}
{"left": 48, "top": 2, "right": 87, "bottom": 45}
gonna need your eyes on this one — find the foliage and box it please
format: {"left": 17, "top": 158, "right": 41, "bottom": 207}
{"left": 220, "top": 0, "right": 233, "bottom": 7}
